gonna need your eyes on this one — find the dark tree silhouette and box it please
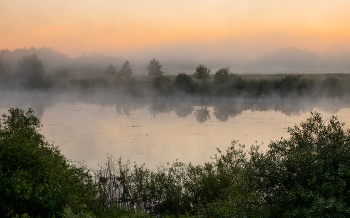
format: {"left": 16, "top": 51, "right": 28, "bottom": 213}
{"left": 174, "top": 73, "right": 195, "bottom": 93}
{"left": 105, "top": 64, "right": 116, "bottom": 75}
{"left": 147, "top": 58, "right": 163, "bottom": 76}
{"left": 214, "top": 67, "right": 230, "bottom": 84}
{"left": 16, "top": 54, "right": 46, "bottom": 89}
{"left": 121, "top": 60, "right": 133, "bottom": 77}
{"left": 194, "top": 64, "right": 210, "bottom": 82}
{"left": 0, "top": 60, "right": 11, "bottom": 85}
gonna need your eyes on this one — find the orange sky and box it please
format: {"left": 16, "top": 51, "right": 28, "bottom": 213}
{"left": 1, "top": 0, "right": 350, "bottom": 58}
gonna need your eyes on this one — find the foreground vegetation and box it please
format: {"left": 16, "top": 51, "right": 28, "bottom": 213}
{"left": 2, "top": 108, "right": 350, "bottom": 218}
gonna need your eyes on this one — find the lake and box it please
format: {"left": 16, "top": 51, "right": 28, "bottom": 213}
{"left": 1, "top": 91, "right": 350, "bottom": 169}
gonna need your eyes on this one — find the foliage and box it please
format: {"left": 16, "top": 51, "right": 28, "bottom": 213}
{"left": 321, "top": 76, "right": 344, "bottom": 97}
{"left": 152, "top": 75, "right": 173, "bottom": 95}
{"left": 256, "top": 112, "right": 350, "bottom": 217}
{"left": 201, "top": 112, "right": 350, "bottom": 217}
{"left": 0, "top": 60, "right": 11, "bottom": 86}
{"left": 94, "top": 144, "right": 243, "bottom": 216}
{"left": 61, "top": 207, "right": 95, "bottom": 218}
{"left": 213, "top": 68, "right": 230, "bottom": 84}
{"left": 147, "top": 58, "right": 163, "bottom": 76}
{"left": 0, "top": 108, "right": 97, "bottom": 218}
{"left": 16, "top": 54, "right": 48, "bottom": 89}
{"left": 272, "top": 74, "right": 311, "bottom": 96}
{"left": 2, "top": 106, "right": 350, "bottom": 218}
{"left": 70, "top": 78, "right": 108, "bottom": 90}
{"left": 174, "top": 73, "right": 195, "bottom": 94}
{"left": 121, "top": 60, "right": 133, "bottom": 78}
{"left": 105, "top": 64, "right": 117, "bottom": 76}
{"left": 52, "top": 69, "right": 70, "bottom": 79}
{"left": 193, "top": 64, "right": 210, "bottom": 82}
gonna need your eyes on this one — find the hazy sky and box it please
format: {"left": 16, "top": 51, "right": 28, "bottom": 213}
{"left": 1, "top": 0, "right": 350, "bottom": 58}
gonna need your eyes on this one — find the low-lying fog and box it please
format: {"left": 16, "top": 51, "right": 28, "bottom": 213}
{"left": 1, "top": 47, "right": 350, "bottom": 75}
{"left": 1, "top": 91, "right": 349, "bottom": 169}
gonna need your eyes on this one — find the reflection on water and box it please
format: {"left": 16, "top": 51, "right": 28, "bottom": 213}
{"left": 0, "top": 91, "right": 350, "bottom": 169}
{"left": 195, "top": 107, "right": 210, "bottom": 123}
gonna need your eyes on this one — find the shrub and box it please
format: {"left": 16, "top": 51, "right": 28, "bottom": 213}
{"left": 321, "top": 76, "right": 344, "bottom": 97}
{"left": 201, "top": 112, "right": 350, "bottom": 217}
{"left": 174, "top": 73, "right": 195, "bottom": 94}
{"left": 0, "top": 108, "right": 97, "bottom": 218}
{"left": 152, "top": 75, "right": 173, "bottom": 95}
{"left": 213, "top": 68, "right": 230, "bottom": 84}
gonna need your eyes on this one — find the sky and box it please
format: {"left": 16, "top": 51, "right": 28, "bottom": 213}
{"left": 1, "top": 0, "right": 350, "bottom": 60}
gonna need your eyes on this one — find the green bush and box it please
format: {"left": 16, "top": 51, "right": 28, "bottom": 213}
{"left": 213, "top": 68, "right": 230, "bottom": 85}
{"left": 0, "top": 108, "right": 97, "bottom": 218}
{"left": 152, "top": 75, "right": 173, "bottom": 95}
{"left": 174, "top": 73, "right": 196, "bottom": 94}
{"left": 201, "top": 112, "right": 350, "bottom": 217}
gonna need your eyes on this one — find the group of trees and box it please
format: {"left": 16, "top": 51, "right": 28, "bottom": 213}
{"left": 105, "top": 58, "right": 164, "bottom": 78}
{"left": 104, "top": 61, "right": 133, "bottom": 78}
{"left": 0, "top": 53, "right": 51, "bottom": 89}
{"left": 0, "top": 53, "right": 347, "bottom": 99}
{"left": 3, "top": 107, "right": 350, "bottom": 217}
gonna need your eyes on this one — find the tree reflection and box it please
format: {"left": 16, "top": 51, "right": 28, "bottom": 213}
{"left": 175, "top": 105, "right": 194, "bottom": 118}
{"left": 149, "top": 100, "right": 173, "bottom": 117}
{"left": 194, "top": 107, "right": 210, "bottom": 123}
{"left": 213, "top": 107, "right": 229, "bottom": 122}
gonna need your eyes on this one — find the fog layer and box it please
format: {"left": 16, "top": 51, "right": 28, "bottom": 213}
{"left": 1, "top": 47, "right": 350, "bottom": 75}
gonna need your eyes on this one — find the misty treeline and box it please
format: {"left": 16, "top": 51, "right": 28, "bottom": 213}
{"left": 3, "top": 108, "right": 350, "bottom": 218}
{"left": 0, "top": 48, "right": 349, "bottom": 99}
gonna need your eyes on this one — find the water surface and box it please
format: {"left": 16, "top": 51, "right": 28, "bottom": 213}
{"left": 1, "top": 91, "right": 349, "bottom": 169}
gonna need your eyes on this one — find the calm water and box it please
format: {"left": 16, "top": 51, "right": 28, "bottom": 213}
{"left": 1, "top": 91, "right": 350, "bottom": 169}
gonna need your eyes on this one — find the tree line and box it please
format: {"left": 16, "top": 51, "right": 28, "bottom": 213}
{"left": 0, "top": 54, "right": 349, "bottom": 99}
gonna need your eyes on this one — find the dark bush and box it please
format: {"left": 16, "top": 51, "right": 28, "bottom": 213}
{"left": 272, "top": 75, "right": 311, "bottom": 96}
{"left": 174, "top": 73, "right": 195, "bottom": 93}
{"left": 16, "top": 54, "right": 49, "bottom": 89}
{"left": 214, "top": 68, "right": 230, "bottom": 84}
{"left": 105, "top": 64, "right": 117, "bottom": 76}
{"left": 152, "top": 75, "right": 173, "bottom": 95}
{"left": 0, "top": 108, "right": 96, "bottom": 218}
{"left": 321, "top": 76, "right": 344, "bottom": 97}
{"left": 201, "top": 112, "right": 350, "bottom": 217}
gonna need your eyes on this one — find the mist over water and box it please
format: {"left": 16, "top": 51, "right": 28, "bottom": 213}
{"left": 1, "top": 91, "right": 349, "bottom": 169}
{"left": 2, "top": 47, "right": 350, "bottom": 169}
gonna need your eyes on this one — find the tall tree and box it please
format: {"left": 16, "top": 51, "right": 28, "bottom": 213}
{"left": 147, "top": 58, "right": 163, "bottom": 76}
{"left": 194, "top": 64, "right": 210, "bottom": 82}
{"left": 121, "top": 60, "right": 133, "bottom": 77}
